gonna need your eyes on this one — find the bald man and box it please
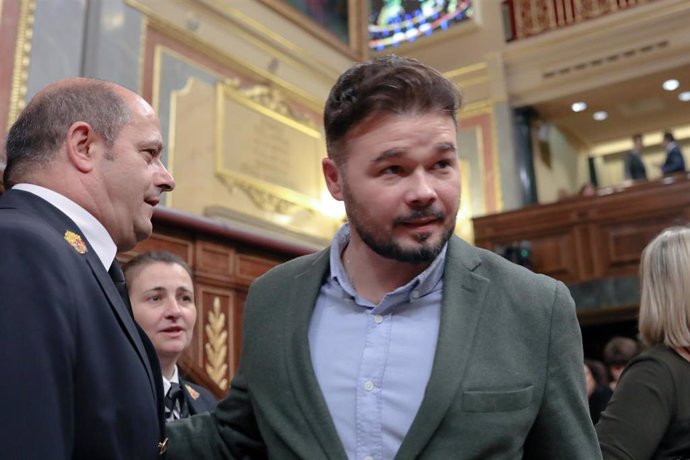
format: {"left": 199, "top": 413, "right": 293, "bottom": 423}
{"left": 0, "top": 78, "right": 175, "bottom": 459}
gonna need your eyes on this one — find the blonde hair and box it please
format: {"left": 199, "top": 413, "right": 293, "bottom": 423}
{"left": 639, "top": 226, "right": 690, "bottom": 347}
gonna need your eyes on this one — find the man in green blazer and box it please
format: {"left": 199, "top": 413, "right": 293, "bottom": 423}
{"left": 167, "top": 55, "right": 600, "bottom": 459}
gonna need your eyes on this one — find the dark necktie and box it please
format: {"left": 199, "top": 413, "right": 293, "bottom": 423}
{"left": 164, "top": 382, "right": 189, "bottom": 421}
{"left": 108, "top": 260, "right": 133, "bottom": 315}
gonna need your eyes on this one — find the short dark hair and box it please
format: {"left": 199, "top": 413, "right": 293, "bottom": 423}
{"left": 663, "top": 131, "right": 675, "bottom": 143}
{"left": 324, "top": 55, "right": 462, "bottom": 164}
{"left": 4, "top": 79, "right": 132, "bottom": 187}
{"left": 584, "top": 359, "right": 609, "bottom": 386}
{"left": 602, "top": 336, "right": 639, "bottom": 367}
{"left": 124, "top": 250, "right": 193, "bottom": 288}
{"left": 632, "top": 134, "right": 642, "bottom": 143}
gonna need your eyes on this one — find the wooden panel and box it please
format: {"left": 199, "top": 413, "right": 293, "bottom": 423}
{"left": 473, "top": 174, "right": 690, "bottom": 283}
{"left": 125, "top": 232, "right": 193, "bottom": 265}
{"left": 599, "top": 217, "right": 681, "bottom": 277}
{"left": 529, "top": 232, "right": 577, "bottom": 281}
{"left": 195, "top": 240, "right": 235, "bottom": 283}
{"left": 235, "top": 253, "right": 280, "bottom": 282}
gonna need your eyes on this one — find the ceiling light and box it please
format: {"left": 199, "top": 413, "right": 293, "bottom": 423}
{"left": 679, "top": 91, "right": 690, "bottom": 102}
{"left": 662, "top": 79, "right": 680, "bottom": 91}
{"left": 571, "top": 101, "right": 587, "bottom": 112}
{"left": 593, "top": 111, "right": 608, "bottom": 121}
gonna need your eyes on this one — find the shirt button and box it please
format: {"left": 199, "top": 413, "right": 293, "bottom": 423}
{"left": 364, "top": 456, "right": 374, "bottom": 460}
{"left": 411, "top": 290, "right": 420, "bottom": 299}
{"left": 363, "top": 380, "right": 375, "bottom": 391}
{"left": 373, "top": 314, "right": 383, "bottom": 324}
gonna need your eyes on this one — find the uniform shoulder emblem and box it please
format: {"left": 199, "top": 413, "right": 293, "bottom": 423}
{"left": 64, "top": 230, "right": 87, "bottom": 254}
{"left": 185, "top": 384, "right": 200, "bottom": 400}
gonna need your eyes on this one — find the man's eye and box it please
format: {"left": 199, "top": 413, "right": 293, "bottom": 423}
{"left": 382, "top": 165, "right": 402, "bottom": 175}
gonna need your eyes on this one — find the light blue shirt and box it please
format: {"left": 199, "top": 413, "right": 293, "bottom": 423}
{"left": 308, "top": 224, "right": 445, "bottom": 460}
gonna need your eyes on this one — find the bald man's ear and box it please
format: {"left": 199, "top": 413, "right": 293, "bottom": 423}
{"left": 322, "top": 158, "right": 344, "bottom": 201}
{"left": 65, "top": 122, "right": 100, "bottom": 173}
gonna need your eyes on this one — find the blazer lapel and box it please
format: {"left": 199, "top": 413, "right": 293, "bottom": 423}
{"left": 283, "top": 249, "right": 349, "bottom": 460}
{"left": 85, "top": 253, "right": 158, "bottom": 397}
{"left": 396, "top": 237, "right": 489, "bottom": 460}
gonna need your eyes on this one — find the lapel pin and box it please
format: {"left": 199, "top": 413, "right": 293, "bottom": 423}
{"left": 64, "top": 230, "right": 87, "bottom": 254}
{"left": 185, "top": 384, "right": 200, "bottom": 400}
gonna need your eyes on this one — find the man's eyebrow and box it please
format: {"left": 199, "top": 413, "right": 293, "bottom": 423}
{"left": 372, "top": 148, "right": 405, "bottom": 163}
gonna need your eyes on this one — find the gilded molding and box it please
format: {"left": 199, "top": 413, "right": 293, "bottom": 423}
{"left": 7, "top": 0, "right": 35, "bottom": 130}
{"left": 137, "top": 15, "right": 148, "bottom": 95}
{"left": 126, "top": 0, "right": 328, "bottom": 111}
{"left": 204, "top": 296, "right": 229, "bottom": 390}
{"left": 214, "top": 80, "right": 323, "bottom": 215}
{"left": 224, "top": 78, "right": 315, "bottom": 128}
{"left": 216, "top": 173, "right": 315, "bottom": 216}
{"left": 444, "top": 62, "right": 487, "bottom": 80}
{"left": 458, "top": 100, "right": 504, "bottom": 212}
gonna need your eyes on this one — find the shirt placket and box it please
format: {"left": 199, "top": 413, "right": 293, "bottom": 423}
{"left": 355, "top": 303, "right": 394, "bottom": 460}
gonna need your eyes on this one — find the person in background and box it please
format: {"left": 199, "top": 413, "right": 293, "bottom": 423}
{"left": 623, "top": 134, "right": 647, "bottom": 181}
{"left": 659, "top": 131, "right": 686, "bottom": 175}
{"left": 125, "top": 251, "right": 217, "bottom": 421}
{"left": 584, "top": 359, "right": 613, "bottom": 424}
{"left": 603, "top": 336, "right": 640, "bottom": 391}
{"left": 597, "top": 226, "right": 690, "bottom": 458}
{"left": 165, "top": 55, "right": 600, "bottom": 459}
{"left": 0, "top": 78, "right": 174, "bottom": 458}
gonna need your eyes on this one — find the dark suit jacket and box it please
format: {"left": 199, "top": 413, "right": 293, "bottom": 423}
{"left": 623, "top": 151, "right": 647, "bottom": 180}
{"left": 167, "top": 236, "right": 600, "bottom": 459}
{"left": 0, "top": 190, "right": 166, "bottom": 459}
{"left": 661, "top": 144, "right": 686, "bottom": 175}
{"left": 180, "top": 378, "right": 218, "bottom": 416}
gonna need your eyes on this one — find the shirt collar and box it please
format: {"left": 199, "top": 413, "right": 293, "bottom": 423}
{"left": 13, "top": 184, "right": 117, "bottom": 270}
{"left": 162, "top": 365, "right": 180, "bottom": 394}
{"left": 329, "top": 223, "right": 447, "bottom": 302}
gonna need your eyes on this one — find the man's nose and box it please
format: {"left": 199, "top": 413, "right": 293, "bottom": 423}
{"left": 406, "top": 170, "right": 437, "bottom": 206}
{"left": 156, "top": 160, "right": 175, "bottom": 192}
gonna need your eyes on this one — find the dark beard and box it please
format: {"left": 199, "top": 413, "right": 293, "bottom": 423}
{"left": 351, "top": 208, "right": 455, "bottom": 264}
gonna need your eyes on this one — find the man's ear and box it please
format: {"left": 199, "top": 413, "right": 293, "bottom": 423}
{"left": 322, "top": 157, "right": 344, "bottom": 201}
{"left": 65, "top": 122, "right": 100, "bottom": 173}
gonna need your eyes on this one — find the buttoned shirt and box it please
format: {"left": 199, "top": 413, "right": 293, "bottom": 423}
{"left": 309, "top": 224, "right": 446, "bottom": 460}
{"left": 12, "top": 184, "right": 116, "bottom": 270}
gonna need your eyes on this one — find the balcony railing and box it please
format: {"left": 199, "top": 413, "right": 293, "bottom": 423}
{"left": 502, "top": 0, "right": 654, "bottom": 41}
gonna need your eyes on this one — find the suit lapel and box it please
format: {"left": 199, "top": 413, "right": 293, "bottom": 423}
{"left": 85, "top": 247, "right": 158, "bottom": 397}
{"left": 283, "top": 249, "right": 349, "bottom": 460}
{"left": 396, "top": 237, "right": 489, "bottom": 460}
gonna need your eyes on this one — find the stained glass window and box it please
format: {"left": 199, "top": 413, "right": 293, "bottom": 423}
{"left": 369, "top": 0, "right": 474, "bottom": 50}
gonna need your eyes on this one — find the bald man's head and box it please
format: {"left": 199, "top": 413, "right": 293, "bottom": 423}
{"left": 4, "top": 78, "right": 133, "bottom": 187}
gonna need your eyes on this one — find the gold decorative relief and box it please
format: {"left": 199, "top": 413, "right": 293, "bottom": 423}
{"left": 216, "top": 173, "right": 312, "bottom": 215}
{"left": 204, "top": 297, "right": 228, "bottom": 390}
{"left": 215, "top": 80, "right": 325, "bottom": 215}
{"left": 7, "top": 0, "right": 35, "bottom": 129}
{"left": 224, "top": 78, "right": 315, "bottom": 128}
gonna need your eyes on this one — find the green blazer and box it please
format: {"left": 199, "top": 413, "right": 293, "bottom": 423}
{"left": 167, "top": 236, "right": 601, "bottom": 459}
